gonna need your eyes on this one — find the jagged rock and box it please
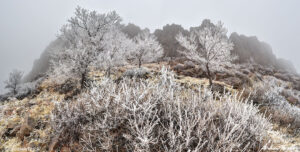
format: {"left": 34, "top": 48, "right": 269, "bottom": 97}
{"left": 17, "top": 116, "right": 35, "bottom": 140}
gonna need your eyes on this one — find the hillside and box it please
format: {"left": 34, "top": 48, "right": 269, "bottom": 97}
{"left": 1, "top": 7, "right": 300, "bottom": 152}
{"left": 1, "top": 61, "right": 300, "bottom": 151}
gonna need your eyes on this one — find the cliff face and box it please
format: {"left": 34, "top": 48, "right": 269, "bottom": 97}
{"left": 230, "top": 32, "right": 297, "bottom": 74}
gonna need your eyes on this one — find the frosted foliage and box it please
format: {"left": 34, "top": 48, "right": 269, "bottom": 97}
{"left": 51, "top": 68, "right": 271, "bottom": 151}
{"left": 130, "top": 30, "right": 163, "bottom": 67}
{"left": 257, "top": 76, "right": 300, "bottom": 128}
{"left": 4, "top": 70, "right": 23, "bottom": 94}
{"left": 96, "top": 28, "right": 135, "bottom": 72}
{"left": 49, "top": 7, "right": 121, "bottom": 82}
{"left": 176, "top": 21, "right": 234, "bottom": 71}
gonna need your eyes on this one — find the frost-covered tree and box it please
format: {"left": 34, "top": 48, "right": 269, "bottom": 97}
{"left": 130, "top": 30, "right": 163, "bottom": 68}
{"left": 176, "top": 21, "right": 234, "bottom": 86}
{"left": 5, "top": 70, "right": 23, "bottom": 95}
{"left": 96, "top": 27, "right": 135, "bottom": 77}
{"left": 50, "top": 7, "right": 121, "bottom": 88}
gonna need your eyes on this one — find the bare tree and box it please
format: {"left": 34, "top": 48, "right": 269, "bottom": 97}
{"left": 5, "top": 70, "right": 23, "bottom": 95}
{"left": 130, "top": 30, "right": 163, "bottom": 68}
{"left": 50, "top": 6, "right": 121, "bottom": 88}
{"left": 176, "top": 20, "right": 234, "bottom": 86}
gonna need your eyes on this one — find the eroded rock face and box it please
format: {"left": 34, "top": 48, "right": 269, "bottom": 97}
{"left": 230, "top": 32, "right": 297, "bottom": 74}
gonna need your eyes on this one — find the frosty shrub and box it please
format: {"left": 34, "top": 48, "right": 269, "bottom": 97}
{"left": 51, "top": 67, "right": 271, "bottom": 151}
{"left": 15, "top": 78, "right": 43, "bottom": 99}
{"left": 4, "top": 69, "right": 23, "bottom": 95}
{"left": 253, "top": 76, "right": 300, "bottom": 129}
{"left": 176, "top": 20, "right": 234, "bottom": 86}
{"left": 122, "top": 67, "right": 150, "bottom": 79}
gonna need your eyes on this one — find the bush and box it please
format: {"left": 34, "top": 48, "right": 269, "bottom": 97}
{"left": 122, "top": 67, "right": 150, "bottom": 78}
{"left": 51, "top": 67, "right": 271, "bottom": 151}
{"left": 15, "top": 78, "right": 43, "bottom": 100}
{"left": 252, "top": 76, "right": 300, "bottom": 129}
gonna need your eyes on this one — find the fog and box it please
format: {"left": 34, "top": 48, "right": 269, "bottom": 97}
{"left": 1, "top": 0, "right": 300, "bottom": 93}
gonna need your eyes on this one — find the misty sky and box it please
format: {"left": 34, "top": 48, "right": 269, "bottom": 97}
{"left": 0, "top": 0, "right": 300, "bottom": 93}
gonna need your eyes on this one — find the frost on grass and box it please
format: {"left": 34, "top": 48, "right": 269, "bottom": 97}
{"left": 51, "top": 68, "right": 271, "bottom": 151}
{"left": 253, "top": 76, "right": 300, "bottom": 130}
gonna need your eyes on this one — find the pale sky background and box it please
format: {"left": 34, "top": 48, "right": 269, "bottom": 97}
{"left": 0, "top": 0, "right": 300, "bottom": 93}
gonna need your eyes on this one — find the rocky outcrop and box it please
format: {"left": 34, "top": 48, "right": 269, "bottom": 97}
{"left": 230, "top": 32, "right": 297, "bottom": 74}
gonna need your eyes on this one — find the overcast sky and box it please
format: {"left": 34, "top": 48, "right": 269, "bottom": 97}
{"left": 0, "top": 0, "right": 300, "bottom": 93}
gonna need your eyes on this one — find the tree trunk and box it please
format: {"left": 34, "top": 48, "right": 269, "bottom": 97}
{"left": 81, "top": 72, "right": 86, "bottom": 89}
{"left": 138, "top": 59, "right": 141, "bottom": 68}
{"left": 206, "top": 63, "right": 213, "bottom": 86}
{"left": 13, "top": 88, "right": 16, "bottom": 95}
{"left": 106, "top": 66, "right": 111, "bottom": 78}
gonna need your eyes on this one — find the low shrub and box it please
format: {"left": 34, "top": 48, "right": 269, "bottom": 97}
{"left": 252, "top": 76, "right": 300, "bottom": 130}
{"left": 51, "top": 67, "right": 271, "bottom": 151}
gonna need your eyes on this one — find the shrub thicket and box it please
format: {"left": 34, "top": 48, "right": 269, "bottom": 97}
{"left": 51, "top": 68, "right": 271, "bottom": 151}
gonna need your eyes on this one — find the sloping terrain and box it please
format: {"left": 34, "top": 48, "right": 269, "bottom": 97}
{"left": 0, "top": 61, "right": 300, "bottom": 151}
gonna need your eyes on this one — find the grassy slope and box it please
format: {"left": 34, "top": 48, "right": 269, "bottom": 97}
{"left": 0, "top": 62, "right": 299, "bottom": 151}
